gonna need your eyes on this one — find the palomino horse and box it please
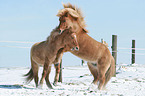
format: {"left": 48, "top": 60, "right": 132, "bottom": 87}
{"left": 57, "top": 3, "right": 115, "bottom": 90}
{"left": 24, "top": 27, "right": 79, "bottom": 89}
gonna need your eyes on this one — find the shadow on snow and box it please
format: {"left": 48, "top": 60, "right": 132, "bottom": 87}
{"left": 0, "top": 84, "right": 34, "bottom": 89}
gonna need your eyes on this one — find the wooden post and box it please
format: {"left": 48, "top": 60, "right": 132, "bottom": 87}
{"left": 112, "top": 35, "right": 117, "bottom": 76}
{"left": 131, "top": 40, "right": 135, "bottom": 64}
{"left": 58, "top": 59, "right": 62, "bottom": 82}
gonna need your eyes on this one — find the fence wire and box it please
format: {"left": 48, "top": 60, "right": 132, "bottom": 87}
{"left": 0, "top": 46, "right": 31, "bottom": 49}
{"left": 0, "top": 41, "right": 35, "bottom": 44}
{"left": 0, "top": 41, "right": 145, "bottom": 55}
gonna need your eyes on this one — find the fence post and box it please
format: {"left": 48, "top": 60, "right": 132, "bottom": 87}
{"left": 112, "top": 35, "right": 117, "bottom": 77}
{"left": 58, "top": 59, "right": 62, "bottom": 82}
{"left": 131, "top": 40, "right": 135, "bottom": 64}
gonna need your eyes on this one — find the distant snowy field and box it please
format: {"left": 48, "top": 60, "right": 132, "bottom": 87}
{"left": 0, "top": 64, "right": 145, "bottom": 96}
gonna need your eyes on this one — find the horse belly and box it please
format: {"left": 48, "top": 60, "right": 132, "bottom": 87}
{"left": 71, "top": 51, "right": 97, "bottom": 63}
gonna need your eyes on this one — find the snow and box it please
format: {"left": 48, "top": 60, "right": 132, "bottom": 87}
{"left": 0, "top": 64, "right": 145, "bottom": 96}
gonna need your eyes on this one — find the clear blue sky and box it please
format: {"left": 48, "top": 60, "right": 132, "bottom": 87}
{"left": 0, "top": 0, "right": 145, "bottom": 67}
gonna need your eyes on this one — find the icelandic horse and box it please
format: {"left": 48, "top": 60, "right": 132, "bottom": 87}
{"left": 57, "top": 3, "right": 115, "bottom": 90}
{"left": 24, "top": 27, "right": 79, "bottom": 89}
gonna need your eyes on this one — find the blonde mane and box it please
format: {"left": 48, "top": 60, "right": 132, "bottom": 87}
{"left": 57, "top": 3, "right": 88, "bottom": 33}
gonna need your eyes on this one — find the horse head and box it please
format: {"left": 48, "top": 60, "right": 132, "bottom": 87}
{"left": 57, "top": 3, "right": 88, "bottom": 34}
{"left": 61, "top": 28, "right": 79, "bottom": 51}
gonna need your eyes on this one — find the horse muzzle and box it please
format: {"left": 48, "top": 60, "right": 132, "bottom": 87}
{"left": 71, "top": 46, "right": 79, "bottom": 51}
{"left": 58, "top": 30, "right": 62, "bottom": 34}
{"left": 58, "top": 29, "right": 64, "bottom": 34}
{"left": 59, "top": 27, "right": 72, "bottom": 34}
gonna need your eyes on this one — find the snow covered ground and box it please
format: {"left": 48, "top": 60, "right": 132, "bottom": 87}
{"left": 0, "top": 64, "right": 145, "bottom": 96}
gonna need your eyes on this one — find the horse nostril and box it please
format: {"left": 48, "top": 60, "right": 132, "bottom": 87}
{"left": 59, "top": 30, "right": 62, "bottom": 34}
{"left": 75, "top": 47, "right": 79, "bottom": 51}
{"left": 71, "top": 47, "right": 74, "bottom": 51}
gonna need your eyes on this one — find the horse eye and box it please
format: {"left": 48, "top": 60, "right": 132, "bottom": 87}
{"left": 65, "top": 14, "right": 68, "bottom": 17}
{"left": 71, "top": 36, "right": 74, "bottom": 39}
{"left": 64, "top": 20, "right": 66, "bottom": 22}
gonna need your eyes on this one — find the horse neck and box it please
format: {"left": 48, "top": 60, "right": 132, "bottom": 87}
{"left": 73, "top": 23, "right": 83, "bottom": 33}
{"left": 77, "top": 30, "right": 100, "bottom": 49}
{"left": 48, "top": 37, "right": 64, "bottom": 54}
{"left": 77, "top": 30, "right": 90, "bottom": 45}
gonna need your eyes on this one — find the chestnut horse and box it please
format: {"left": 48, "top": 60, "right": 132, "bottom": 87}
{"left": 57, "top": 3, "right": 115, "bottom": 90}
{"left": 24, "top": 27, "right": 79, "bottom": 89}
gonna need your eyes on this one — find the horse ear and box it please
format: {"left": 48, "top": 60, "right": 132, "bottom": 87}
{"left": 57, "top": 8, "right": 79, "bottom": 19}
{"left": 64, "top": 8, "right": 79, "bottom": 18}
{"left": 69, "top": 11, "right": 79, "bottom": 18}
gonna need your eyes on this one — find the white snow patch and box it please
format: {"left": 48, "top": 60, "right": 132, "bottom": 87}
{"left": 0, "top": 64, "right": 145, "bottom": 96}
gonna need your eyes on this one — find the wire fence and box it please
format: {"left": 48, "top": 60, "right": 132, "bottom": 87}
{"left": 0, "top": 41, "right": 35, "bottom": 49}
{"left": 0, "top": 41, "right": 145, "bottom": 55}
{"left": 0, "top": 41, "right": 35, "bottom": 44}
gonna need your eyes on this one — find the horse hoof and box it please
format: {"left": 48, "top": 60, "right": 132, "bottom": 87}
{"left": 46, "top": 84, "right": 53, "bottom": 89}
{"left": 47, "top": 85, "right": 53, "bottom": 89}
{"left": 37, "top": 84, "right": 43, "bottom": 89}
{"left": 53, "top": 82, "right": 58, "bottom": 86}
{"left": 53, "top": 82, "right": 56, "bottom": 86}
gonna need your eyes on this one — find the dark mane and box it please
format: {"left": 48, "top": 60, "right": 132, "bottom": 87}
{"left": 46, "top": 26, "right": 59, "bottom": 43}
{"left": 46, "top": 27, "right": 74, "bottom": 43}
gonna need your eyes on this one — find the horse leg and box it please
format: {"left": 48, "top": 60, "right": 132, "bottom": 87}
{"left": 31, "top": 58, "right": 39, "bottom": 87}
{"left": 103, "top": 56, "right": 115, "bottom": 88}
{"left": 45, "top": 66, "right": 53, "bottom": 89}
{"left": 87, "top": 62, "right": 98, "bottom": 85}
{"left": 53, "top": 63, "right": 60, "bottom": 86}
{"left": 39, "top": 57, "right": 50, "bottom": 88}
{"left": 53, "top": 49, "right": 63, "bottom": 86}
{"left": 93, "top": 71, "right": 99, "bottom": 85}
{"left": 97, "top": 62, "right": 110, "bottom": 90}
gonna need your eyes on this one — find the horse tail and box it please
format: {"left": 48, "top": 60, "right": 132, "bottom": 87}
{"left": 104, "top": 56, "right": 115, "bottom": 87}
{"left": 24, "top": 68, "right": 34, "bottom": 83}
